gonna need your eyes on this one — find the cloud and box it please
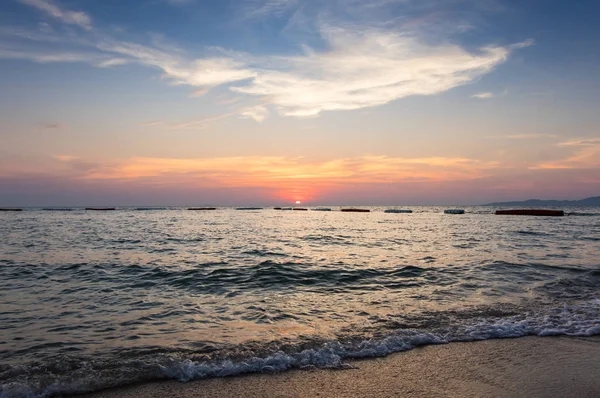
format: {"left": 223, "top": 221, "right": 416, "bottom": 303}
{"left": 5, "top": 0, "right": 533, "bottom": 120}
{"left": 142, "top": 113, "right": 233, "bottom": 130}
{"left": 472, "top": 92, "right": 494, "bottom": 99}
{"left": 556, "top": 138, "right": 600, "bottom": 147}
{"left": 189, "top": 88, "right": 209, "bottom": 97}
{"left": 532, "top": 137, "right": 600, "bottom": 170}
{"left": 0, "top": 48, "right": 129, "bottom": 68}
{"left": 4, "top": 152, "right": 497, "bottom": 187}
{"left": 242, "top": 0, "right": 298, "bottom": 19}
{"left": 18, "top": 0, "right": 92, "bottom": 30}
{"left": 142, "top": 121, "right": 163, "bottom": 127}
{"left": 487, "top": 133, "right": 557, "bottom": 140}
{"left": 217, "top": 95, "right": 244, "bottom": 105}
{"left": 241, "top": 105, "right": 269, "bottom": 122}
{"left": 96, "top": 58, "right": 129, "bottom": 68}
{"left": 38, "top": 22, "right": 52, "bottom": 33}
{"left": 231, "top": 27, "right": 532, "bottom": 116}
{"left": 50, "top": 154, "right": 498, "bottom": 188}
{"left": 95, "top": 41, "right": 257, "bottom": 88}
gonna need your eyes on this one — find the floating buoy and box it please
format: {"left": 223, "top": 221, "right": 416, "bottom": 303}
{"left": 384, "top": 209, "right": 413, "bottom": 213}
{"left": 188, "top": 207, "right": 216, "bottom": 211}
{"left": 293, "top": 208, "right": 308, "bottom": 211}
{"left": 274, "top": 207, "right": 282, "bottom": 210}
{"left": 312, "top": 208, "right": 332, "bottom": 211}
{"left": 85, "top": 208, "right": 116, "bottom": 211}
{"left": 341, "top": 208, "right": 370, "bottom": 212}
{"left": 444, "top": 209, "right": 465, "bottom": 214}
{"left": 0, "top": 208, "right": 23, "bottom": 212}
{"left": 235, "top": 207, "right": 263, "bottom": 210}
{"left": 495, "top": 209, "right": 564, "bottom": 216}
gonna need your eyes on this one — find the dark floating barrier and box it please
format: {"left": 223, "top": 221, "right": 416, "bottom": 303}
{"left": 188, "top": 207, "right": 217, "bottom": 211}
{"left": 341, "top": 208, "right": 370, "bottom": 213}
{"left": 384, "top": 209, "right": 413, "bottom": 213}
{"left": 444, "top": 209, "right": 465, "bottom": 214}
{"left": 280, "top": 207, "right": 293, "bottom": 210}
{"left": 85, "top": 208, "right": 116, "bottom": 211}
{"left": 293, "top": 208, "right": 308, "bottom": 211}
{"left": 42, "top": 208, "right": 73, "bottom": 211}
{"left": 496, "top": 209, "right": 564, "bottom": 217}
{"left": 312, "top": 208, "right": 332, "bottom": 211}
{"left": 0, "top": 208, "right": 23, "bottom": 212}
{"left": 235, "top": 207, "right": 263, "bottom": 210}
{"left": 274, "top": 207, "right": 282, "bottom": 210}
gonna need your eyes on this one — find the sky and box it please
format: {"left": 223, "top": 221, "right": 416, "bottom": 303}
{"left": 1, "top": 0, "right": 600, "bottom": 206}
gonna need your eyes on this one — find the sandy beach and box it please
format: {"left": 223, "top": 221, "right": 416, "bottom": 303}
{"left": 83, "top": 336, "right": 600, "bottom": 398}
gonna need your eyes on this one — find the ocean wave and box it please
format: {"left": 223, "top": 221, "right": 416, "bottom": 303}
{"left": 1, "top": 299, "right": 599, "bottom": 398}
{"left": 22, "top": 261, "right": 436, "bottom": 294}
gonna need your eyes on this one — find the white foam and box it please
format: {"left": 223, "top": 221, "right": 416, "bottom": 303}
{"left": 159, "top": 300, "right": 600, "bottom": 383}
{"left": 2, "top": 299, "right": 599, "bottom": 398}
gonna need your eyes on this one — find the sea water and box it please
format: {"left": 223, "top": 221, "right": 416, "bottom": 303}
{"left": 1, "top": 207, "right": 599, "bottom": 397}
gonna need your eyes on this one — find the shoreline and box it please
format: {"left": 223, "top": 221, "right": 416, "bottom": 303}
{"left": 82, "top": 335, "right": 600, "bottom": 398}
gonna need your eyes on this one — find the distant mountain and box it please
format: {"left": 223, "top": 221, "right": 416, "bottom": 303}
{"left": 483, "top": 196, "right": 600, "bottom": 207}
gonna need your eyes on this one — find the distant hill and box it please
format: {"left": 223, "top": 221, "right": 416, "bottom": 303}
{"left": 483, "top": 196, "right": 600, "bottom": 206}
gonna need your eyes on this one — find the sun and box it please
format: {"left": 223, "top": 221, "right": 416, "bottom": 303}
{"left": 295, "top": 200, "right": 301, "bottom": 204}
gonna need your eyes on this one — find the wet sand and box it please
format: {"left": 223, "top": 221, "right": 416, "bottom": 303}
{"left": 84, "top": 336, "right": 600, "bottom": 398}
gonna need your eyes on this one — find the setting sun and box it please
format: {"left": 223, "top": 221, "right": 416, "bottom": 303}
{"left": 295, "top": 201, "right": 301, "bottom": 204}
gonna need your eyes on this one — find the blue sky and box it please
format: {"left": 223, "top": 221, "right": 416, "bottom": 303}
{"left": 1, "top": 0, "right": 599, "bottom": 206}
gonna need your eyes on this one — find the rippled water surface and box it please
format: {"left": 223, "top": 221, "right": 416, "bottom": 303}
{"left": 1, "top": 207, "right": 599, "bottom": 397}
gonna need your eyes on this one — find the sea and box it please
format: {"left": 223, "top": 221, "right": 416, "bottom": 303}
{"left": 1, "top": 206, "right": 599, "bottom": 397}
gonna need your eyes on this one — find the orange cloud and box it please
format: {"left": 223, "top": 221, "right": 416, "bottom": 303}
{"left": 71, "top": 155, "right": 498, "bottom": 190}
{"left": 531, "top": 137, "right": 600, "bottom": 170}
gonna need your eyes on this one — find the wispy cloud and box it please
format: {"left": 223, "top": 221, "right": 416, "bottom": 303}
{"left": 0, "top": 48, "right": 128, "bottom": 68}
{"left": 94, "top": 41, "right": 257, "bottom": 89}
{"left": 142, "top": 113, "right": 233, "bottom": 130}
{"left": 217, "top": 95, "right": 244, "bottom": 105}
{"left": 66, "top": 154, "right": 498, "bottom": 186}
{"left": 242, "top": 0, "right": 298, "bottom": 19}
{"left": 556, "top": 138, "right": 600, "bottom": 147}
{"left": 241, "top": 105, "right": 269, "bottom": 122}
{"left": 18, "top": 0, "right": 92, "bottom": 30}
{"left": 96, "top": 58, "right": 129, "bottom": 68}
{"left": 142, "top": 121, "right": 163, "bottom": 127}
{"left": 231, "top": 28, "right": 531, "bottom": 117}
{"left": 488, "top": 133, "right": 557, "bottom": 140}
{"left": 532, "top": 137, "right": 600, "bottom": 170}
{"left": 7, "top": 0, "right": 533, "bottom": 120}
{"left": 189, "top": 88, "right": 209, "bottom": 97}
{"left": 472, "top": 92, "right": 494, "bottom": 99}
